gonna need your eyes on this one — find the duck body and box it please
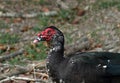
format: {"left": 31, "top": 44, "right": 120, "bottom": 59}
{"left": 34, "top": 26, "right": 120, "bottom": 83}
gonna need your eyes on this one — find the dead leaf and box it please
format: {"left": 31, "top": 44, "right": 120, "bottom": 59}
{"left": 4, "top": 18, "right": 11, "bottom": 23}
{"left": 3, "top": 68, "right": 10, "bottom": 73}
{"left": 71, "top": 18, "right": 80, "bottom": 24}
{"left": 13, "top": 18, "right": 23, "bottom": 23}
{"left": 23, "top": 51, "right": 29, "bottom": 56}
{"left": 6, "top": 46, "right": 16, "bottom": 51}
{"left": 0, "top": 44, "right": 7, "bottom": 51}
{"left": 36, "top": 48, "right": 41, "bottom": 53}
{"left": 43, "top": 41, "right": 50, "bottom": 47}
{"left": 95, "top": 43, "right": 102, "bottom": 48}
{"left": 39, "top": 73, "right": 49, "bottom": 80}
{"left": 41, "top": 7, "right": 49, "bottom": 12}
{"left": 5, "top": 29, "right": 11, "bottom": 33}
{"left": 117, "top": 23, "right": 120, "bottom": 28}
{"left": 30, "top": 42, "right": 37, "bottom": 48}
{"left": 77, "top": 9, "right": 86, "bottom": 16}
{"left": 20, "top": 26, "right": 32, "bottom": 32}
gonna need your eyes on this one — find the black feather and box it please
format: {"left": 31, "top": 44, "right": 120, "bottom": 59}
{"left": 40, "top": 26, "right": 120, "bottom": 83}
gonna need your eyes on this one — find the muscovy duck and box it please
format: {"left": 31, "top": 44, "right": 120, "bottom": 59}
{"left": 33, "top": 26, "right": 120, "bottom": 83}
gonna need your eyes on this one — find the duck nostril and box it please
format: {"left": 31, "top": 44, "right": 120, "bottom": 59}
{"left": 37, "top": 37, "right": 42, "bottom": 41}
{"left": 33, "top": 36, "right": 42, "bottom": 43}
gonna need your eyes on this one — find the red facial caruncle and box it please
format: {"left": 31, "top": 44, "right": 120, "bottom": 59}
{"left": 37, "top": 28, "right": 56, "bottom": 41}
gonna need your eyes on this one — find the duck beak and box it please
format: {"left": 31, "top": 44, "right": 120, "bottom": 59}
{"left": 33, "top": 36, "right": 44, "bottom": 43}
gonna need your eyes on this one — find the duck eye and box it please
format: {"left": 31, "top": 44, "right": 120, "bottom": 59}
{"left": 47, "top": 30, "right": 52, "bottom": 35}
{"left": 44, "top": 28, "right": 56, "bottom": 37}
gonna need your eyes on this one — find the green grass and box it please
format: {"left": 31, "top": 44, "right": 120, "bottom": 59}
{"left": 0, "top": 33, "right": 19, "bottom": 44}
{"left": 99, "top": 1, "right": 119, "bottom": 9}
{"left": 58, "top": 9, "right": 71, "bottom": 20}
{"left": 64, "top": 33, "right": 73, "bottom": 44}
{"left": 38, "top": 15, "right": 55, "bottom": 26}
{"left": 0, "top": 49, "right": 5, "bottom": 54}
{"left": 33, "top": 0, "right": 50, "bottom": 5}
{"left": 38, "top": 0, "right": 49, "bottom": 5}
{"left": 7, "top": 42, "right": 47, "bottom": 65}
{"left": 37, "top": 9, "right": 75, "bottom": 26}
{"left": 37, "top": 9, "right": 75, "bottom": 25}
{"left": 58, "top": 9, "right": 75, "bottom": 23}
{"left": 39, "top": 16, "right": 50, "bottom": 26}
{"left": 32, "top": 26, "right": 42, "bottom": 32}
{"left": 6, "top": 55, "right": 28, "bottom": 65}
{"left": 0, "top": 20, "right": 9, "bottom": 29}
{"left": 5, "top": 1, "right": 12, "bottom": 4}
{"left": 92, "top": 0, "right": 120, "bottom": 10}
{"left": 117, "top": 5, "right": 120, "bottom": 11}
{"left": 8, "top": 57, "right": 23, "bottom": 65}
{"left": 25, "top": 43, "right": 47, "bottom": 60}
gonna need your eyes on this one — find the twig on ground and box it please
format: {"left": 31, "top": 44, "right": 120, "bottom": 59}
{"left": 0, "top": 11, "right": 58, "bottom": 18}
{"left": 0, "top": 62, "right": 46, "bottom": 81}
{"left": 0, "top": 49, "right": 24, "bottom": 62}
{"left": 0, "top": 65, "right": 29, "bottom": 80}
{"left": 56, "top": 0, "right": 69, "bottom": 10}
{"left": 0, "top": 76, "right": 47, "bottom": 83}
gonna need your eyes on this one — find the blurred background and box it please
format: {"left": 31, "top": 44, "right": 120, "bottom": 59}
{"left": 0, "top": 0, "right": 120, "bottom": 82}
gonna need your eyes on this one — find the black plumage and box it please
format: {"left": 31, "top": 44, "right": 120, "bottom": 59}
{"left": 33, "top": 26, "right": 120, "bottom": 83}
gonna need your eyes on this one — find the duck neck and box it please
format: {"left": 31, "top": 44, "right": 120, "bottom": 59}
{"left": 47, "top": 41, "right": 65, "bottom": 66}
